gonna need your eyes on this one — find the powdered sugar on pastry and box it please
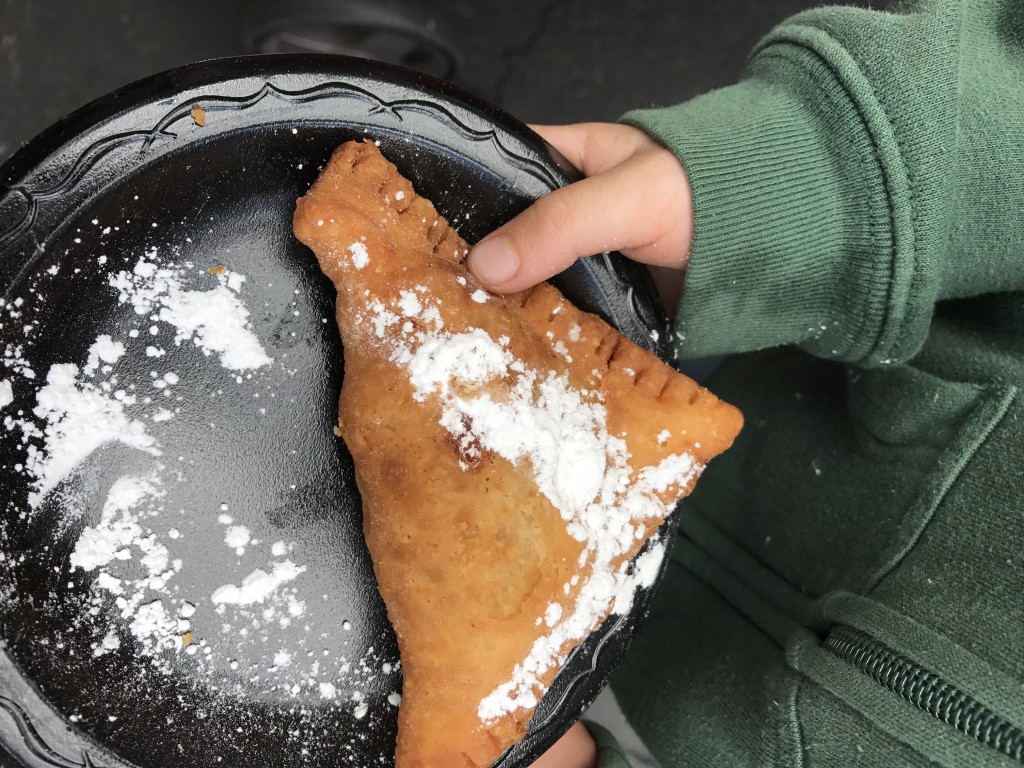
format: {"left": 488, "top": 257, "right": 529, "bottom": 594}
{"left": 348, "top": 242, "right": 370, "bottom": 270}
{"left": 363, "top": 287, "right": 700, "bottom": 723}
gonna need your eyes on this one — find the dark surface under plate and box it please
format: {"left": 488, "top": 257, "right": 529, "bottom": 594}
{"left": 0, "top": 55, "right": 673, "bottom": 768}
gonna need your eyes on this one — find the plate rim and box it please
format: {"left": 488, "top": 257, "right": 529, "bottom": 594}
{"left": 0, "top": 53, "right": 575, "bottom": 197}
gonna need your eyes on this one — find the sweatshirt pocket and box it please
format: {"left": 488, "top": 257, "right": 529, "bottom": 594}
{"left": 860, "top": 383, "right": 1024, "bottom": 683}
{"left": 784, "top": 384, "right": 1024, "bottom": 766}
{"left": 823, "top": 624, "right": 1023, "bottom": 760}
{"left": 786, "top": 594, "right": 1024, "bottom": 768}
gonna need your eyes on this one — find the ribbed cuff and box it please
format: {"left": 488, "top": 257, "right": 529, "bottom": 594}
{"left": 622, "top": 51, "right": 897, "bottom": 363}
{"left": 583, "top": 720, "right": 634, "bottom": 768}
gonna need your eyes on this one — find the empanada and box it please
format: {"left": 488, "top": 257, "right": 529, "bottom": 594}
{"left": 293, "top": 140, "right": 742, "bottom": 768}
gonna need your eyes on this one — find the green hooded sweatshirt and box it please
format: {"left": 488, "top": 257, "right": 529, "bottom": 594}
{"left": 590, "top": 0, "right": 1024, "bottom": 765}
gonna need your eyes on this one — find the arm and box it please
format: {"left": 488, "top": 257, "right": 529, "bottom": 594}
{"left": 471, "top": 0, "right": 1024, "bottom": 366}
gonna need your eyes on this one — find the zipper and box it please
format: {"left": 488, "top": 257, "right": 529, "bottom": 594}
{"left": 824, "top": 625, "right": 1024, "bottom": 762}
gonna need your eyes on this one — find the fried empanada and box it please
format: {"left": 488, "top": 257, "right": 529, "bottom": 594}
{"left": 293, "top": 140, "right": 742, "bottom": 768}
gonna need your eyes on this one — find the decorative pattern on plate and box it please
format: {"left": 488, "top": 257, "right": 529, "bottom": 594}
{"left": 0, "top": 696, "right": 109, "bottom": 768}
{"left": 1, "top": 77, "right": 559, "bottom": 259}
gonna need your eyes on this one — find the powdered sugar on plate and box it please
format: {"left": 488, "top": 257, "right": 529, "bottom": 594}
{"left": 210, "top": 560, "right": 305, "bottom": 608}
{"left": 24, "top": 356, "right": 160, "bottom": 508}
{"left": 109, "top": 253, "right": 272, "bottom": 371}
{"left": 0, "top": 243, "right": 391, "bottom": 732}
{"left": 0, "top": 379, "right": 14, "bottom": 409}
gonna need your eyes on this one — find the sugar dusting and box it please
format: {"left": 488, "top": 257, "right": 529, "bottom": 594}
{"left": 0, "top": 241, "right": 394, "bottom": 737}
{"left": 210, "top": 560, "right": 305, "bottom": 607}
{"left": 348, "top": 242, "right": 369, "bottom": 270}
{"left": 109, "top": 254, "right": 272, "bottom": 371}
{"left": 353, "top": 276, "right": 700, "bottom": 724}
{"left": 25, "top": 356, "right": 160, "bottom": 507}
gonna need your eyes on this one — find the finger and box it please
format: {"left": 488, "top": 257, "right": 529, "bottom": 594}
{"left": 470, "top": 168, "right": 641, "bottom": 291}
{"left": 530, "top": 123, "right": 653, "bottom": 177}
{"left": 529, "top": 722, "right": 598, "bottom": 768}
{"left": 468, "top": 151, "right": 691, "bottom": 293}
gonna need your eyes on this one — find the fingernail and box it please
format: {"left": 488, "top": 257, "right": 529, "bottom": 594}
{"left": 469, "top": 237, "right": 519, "bottom": 286}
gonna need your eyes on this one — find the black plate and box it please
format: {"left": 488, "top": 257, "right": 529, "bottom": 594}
{"left": 0, "top": 55, "right": 673, "bottom": 768}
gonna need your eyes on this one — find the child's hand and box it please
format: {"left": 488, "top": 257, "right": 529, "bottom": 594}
{"left": 468, "top": 123, "right": 692, "bottom": 309}
{"left": 530, "top": 722, "right": 598, "bottom": 768}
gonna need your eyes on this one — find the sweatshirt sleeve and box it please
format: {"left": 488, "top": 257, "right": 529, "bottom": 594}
{"left": 621, "top": 0, "right": 1024, "bottom": 366}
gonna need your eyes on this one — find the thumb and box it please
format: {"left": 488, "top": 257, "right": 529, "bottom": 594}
{"left": 467, "top": 150, "right": 691, "bottom": 293}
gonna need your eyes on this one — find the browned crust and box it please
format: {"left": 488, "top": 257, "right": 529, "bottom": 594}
{"left": 293, "top": 140, "right": 742, "bottom": 768}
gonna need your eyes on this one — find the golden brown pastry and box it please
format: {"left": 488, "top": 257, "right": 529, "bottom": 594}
{"left": 293, "top": 140, "right": 742, "bottom": 768}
